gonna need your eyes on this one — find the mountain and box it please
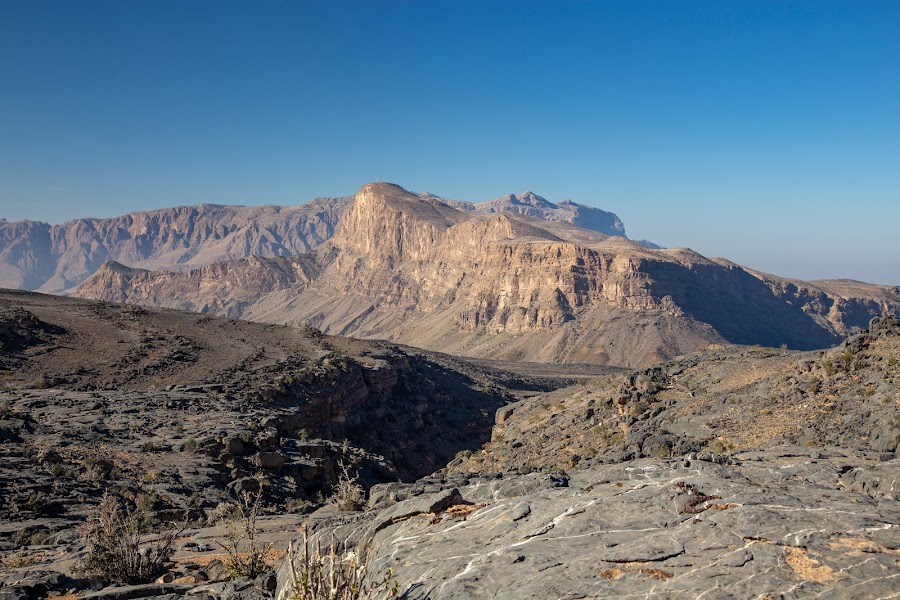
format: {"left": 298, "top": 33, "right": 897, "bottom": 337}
{"left": 438, "top": 190, "right": 627, "bottom": 237}
{"left": 0, "top": 190, "right": 633, "bottom": 295}
{"left": 0, "top": 198, "right": 352, "bottom": 293}
{"left": 73, "top": 182, "right": 900, "bottom": 368}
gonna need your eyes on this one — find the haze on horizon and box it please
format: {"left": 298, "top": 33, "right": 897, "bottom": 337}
{"left": 0, "top": 1, "right": 897, "bottom": 285}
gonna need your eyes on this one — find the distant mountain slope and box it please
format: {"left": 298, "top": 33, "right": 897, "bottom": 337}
{"left": 0, "top": 190, "right": 634, "bottom": 294}
{"left": 74, "top": 182, "right": 900, "bottom": 368}
{"left": 0, "top": 197, "right": 352, "bottom": 293}
{"left": 437, "top": 191, "right": 627, "bottom": 238}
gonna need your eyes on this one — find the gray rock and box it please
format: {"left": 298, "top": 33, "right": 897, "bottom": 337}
{"left": 223, "top": 437, "right": 245, "bottom": 456}
{"left": 251, "top": 452, "right": 285, "bottom": 470}
{"left": 281, "top": 456, "right": 900, "bottom": 599}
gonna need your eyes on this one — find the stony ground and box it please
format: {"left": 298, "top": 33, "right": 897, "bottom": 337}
{"left": 1, "top": 290, "right": 898, "bottom": 599}
{"left": 298, "top": 448, "right": 899, "bottom": 599}
{"left": 0, "top": 290, "right": 613, "bottom": 599}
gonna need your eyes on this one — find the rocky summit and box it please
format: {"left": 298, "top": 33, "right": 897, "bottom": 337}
{"left": 75, "top": 183, "right": 900, "bottom": 368}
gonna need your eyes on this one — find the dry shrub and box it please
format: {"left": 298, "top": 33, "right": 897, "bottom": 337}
{"left": 206, "top": 500, "right": 238, "bottom": 526}
{"left": 329, "top": 461, "right": 364, "bottom": 512}
{"left": 287, "top": 529, "right": 397, "bottom": 600}
{"left": 79, "top": 493, "right": 184, "bottom": 584}
{"left": 217, "top": 483, "right": 271, "bottom": 579}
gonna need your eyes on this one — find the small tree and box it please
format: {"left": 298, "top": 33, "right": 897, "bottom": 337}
{"left": 79, "top": 493, "right": 184, "bottom": 584}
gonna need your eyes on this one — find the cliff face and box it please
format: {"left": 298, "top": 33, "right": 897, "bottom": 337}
{"left": 0, "top": 189, "right": 633, "bottom": 295}
{"left": 0, "top": 197, "right": 352, "bottom": 293}
{"left": 81, "top": 254, "right": 320, "bottom": 319}
{"left": 73, "top": 182, "right": 900, "bottom": 367}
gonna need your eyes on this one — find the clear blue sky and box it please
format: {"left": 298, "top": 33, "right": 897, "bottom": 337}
{"left": 1, "top": 1, "right": 897, "bottom": 284}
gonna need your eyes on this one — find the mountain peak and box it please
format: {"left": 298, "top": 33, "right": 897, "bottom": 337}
{"left": 97, "top": 260, "right": 148, "bottom": 276}
{"left": 514, "top": 191, "right": 553, "bottom": 207}
{"left": 358, "top": 181, "right": 410, "bottom": 197}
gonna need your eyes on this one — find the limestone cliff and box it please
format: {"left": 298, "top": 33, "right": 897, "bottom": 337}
{"left": 0, "top": 189, "right": 633, "bottom": 295}
{"left": 73, "top": 183, "right": 900, "bottom": 367}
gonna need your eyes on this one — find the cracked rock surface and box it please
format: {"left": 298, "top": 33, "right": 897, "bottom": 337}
{"left": 293, "top": 451, "right": 900, "bottom": 599}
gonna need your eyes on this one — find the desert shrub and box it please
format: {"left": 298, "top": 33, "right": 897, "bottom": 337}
{"left": 141, "top": 441, "right": 161, "bottom": 453}
{"left": 329, "top": 462, "right": 364, "bottom": 512}
{"left": 79, "top": 493, "right": 183, "bottom": 584}
{"left": 454, "top": 449, "right": 473, "bottom": 460}
{"left": 206, "top": 501, "right": 238, "bottom": 525}
{"left": 181, "top": 438, "right": 198, "bottom": 453}
{"left": 287, "top": 529, "right": 397, "bottom": 600}
{"left": 29, "top": 530, "right": 51, "bottom": 546}
{"left": 300, "top": 323, "right": 324, "bottom": 340}
{"left": 821, "top": 358, "right": 836, "bottom": 376}
{"left": 135, "top": 491, "right": 156, "bottom": 514}
{"left": 837, "top": 350, "right": 854, "bottom": 371}
{"left": 217, "top": 483, "right": 271, "bottom": 579}
{"left": 2, "top": 550, "right": 42, "bottom": 569}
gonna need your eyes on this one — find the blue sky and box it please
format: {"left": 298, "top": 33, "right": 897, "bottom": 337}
{"left": 1, "top": 1, "right": 898, "bottom": 284}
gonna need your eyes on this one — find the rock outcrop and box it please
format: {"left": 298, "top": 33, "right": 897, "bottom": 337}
{"left": 74, "top": 183, "right": 900, "bottom": 368}
{"left": 289, "top": 453, "right": 900, "bottom": 599}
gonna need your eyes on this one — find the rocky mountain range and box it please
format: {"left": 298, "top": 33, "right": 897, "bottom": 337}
{"left": 0, "top": 198, "right": 353, "bottom": 294}
{"left": 73, "top": 182, "right": 900, "bottom": 368}
{"left": 0, "top": 190, "right": 626, "bottom": 295}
